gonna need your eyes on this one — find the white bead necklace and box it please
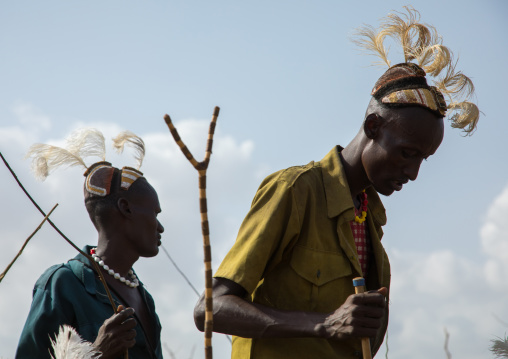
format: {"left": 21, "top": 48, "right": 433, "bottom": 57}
{"left": 91, "top": 248, "right": 139, "bottom": 288}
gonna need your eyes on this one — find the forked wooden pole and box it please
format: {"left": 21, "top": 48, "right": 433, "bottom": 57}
{"left": 164, "top": 106, "right": 220, "bottom": 359}
{"left": 353, "top": 277, "right": 372, "bottom": 359}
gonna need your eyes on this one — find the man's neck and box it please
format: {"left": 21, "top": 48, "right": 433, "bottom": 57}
{"left": 339, "top": 138, "right": 370, "bottom": 199}
{"left": 95, "top": 235, "right": 138, "bottom": 277}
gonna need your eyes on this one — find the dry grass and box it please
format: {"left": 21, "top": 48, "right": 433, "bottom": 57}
{"left": 491, "top": 335, "right": 508, "bottom": 358}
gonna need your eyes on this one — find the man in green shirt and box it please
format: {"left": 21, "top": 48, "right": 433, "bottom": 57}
{"left": 194, "top": 8, "right": 479, "bottom": 359}
{"left": 17, "top": 130, "right": 165, "bottom": 358}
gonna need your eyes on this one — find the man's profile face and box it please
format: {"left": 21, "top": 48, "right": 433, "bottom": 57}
{"left": 126, "top": 179, "right": 164, "bottom": 257}
{"left": 362, "top": 106, "right": 445, "bottom": 196}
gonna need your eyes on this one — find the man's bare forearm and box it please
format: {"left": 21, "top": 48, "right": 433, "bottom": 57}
{"left": 193, "top": 277, "right": 387, "bottom": 341}
{"left": 195, "top": 293, "right": 328, "bottom": 339}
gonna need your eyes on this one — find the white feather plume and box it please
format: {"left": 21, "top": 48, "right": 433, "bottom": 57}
{"left": 25, "top": 128, "right": 107, "bottom": 181}
{"left": 112, "top": 131, "right": 145, "bottom": 170}
{"left": 50, "top": 325, "right": 101, "bottom": 359}
{"left": 65, "top": 128, "right": 106, "bottom": 161}
{"left": 25, "top": 144, "right": 88, "bottom": 181}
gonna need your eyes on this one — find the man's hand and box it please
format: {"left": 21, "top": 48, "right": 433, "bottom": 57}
{"left": 320, "top": 287, "right": 387, "bottom": 340}
{"left": 93, "top": 305, "right": 137, "bottom": 359}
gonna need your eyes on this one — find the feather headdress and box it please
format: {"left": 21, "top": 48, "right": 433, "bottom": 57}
{"left": 353, "top": 6, "right": 479, "bottom": 135}
{"left": 50, "top": 325, "right": 101, "bottom": 359}
{"left": 26, "top": 128, "right": 146, "bottom": 196}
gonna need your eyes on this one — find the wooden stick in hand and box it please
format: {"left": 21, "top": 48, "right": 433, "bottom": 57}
{"left": 353, "top": 277, "right": 372, "bottom": 359}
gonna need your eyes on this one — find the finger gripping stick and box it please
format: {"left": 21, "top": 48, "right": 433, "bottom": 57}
{"left": 353, "top": 277, "right": 372, "bottom": 359}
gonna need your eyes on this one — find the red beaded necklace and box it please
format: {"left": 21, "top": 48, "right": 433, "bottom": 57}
{"left": 354, "top": 190, "right": 368, "bottom": 223}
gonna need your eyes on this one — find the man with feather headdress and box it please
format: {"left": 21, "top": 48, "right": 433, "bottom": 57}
{"left": 16, "top": 129, "right": 164, "bottom": 359}
{"left": 194, "top": 7, "right": 479, "bottom": 359}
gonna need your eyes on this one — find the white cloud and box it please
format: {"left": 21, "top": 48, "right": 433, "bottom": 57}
{"left": 481, "top": 184, "right": 508, "bottom": 290}
{"left": 379, "top": 192, "right": 508, "bottom": 359}
{"left": 11, "top": 101, "right": 52, "bottom": 132}
{"left": 381, "top": 247, "right": 495, "bottom": 359}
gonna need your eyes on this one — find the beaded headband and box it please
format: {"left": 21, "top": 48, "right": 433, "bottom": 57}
{"left": 352, "top": 6, "right": 479, "bottom": 134}
{"left": 26, "top": 128, "right": 146, "bottom": 197}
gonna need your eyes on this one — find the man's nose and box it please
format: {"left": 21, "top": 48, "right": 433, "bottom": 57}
{"left": 404, "top": 159, "right": 423, "bottom": 181}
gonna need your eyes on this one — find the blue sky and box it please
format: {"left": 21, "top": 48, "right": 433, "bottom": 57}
{"left": 1, "top": 1, "right": 507, "bottom": 358}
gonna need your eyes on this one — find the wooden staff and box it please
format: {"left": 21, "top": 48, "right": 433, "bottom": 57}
{"left": 164, "top": 106, "right": 220, "bottom": 359}
{"left": 353, "top": 277, "right": 372, "bottom": 359}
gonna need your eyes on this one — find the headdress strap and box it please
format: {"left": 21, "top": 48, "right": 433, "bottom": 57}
{"left": 381, "top": 87, "right": 447, "bottom": 116}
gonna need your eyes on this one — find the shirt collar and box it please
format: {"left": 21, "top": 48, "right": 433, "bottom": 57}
{"left": 319, "top": 146, "right": 387, "bottom": 226}
{"left": 67, "top": 245, "right": 101, "bottom": 296}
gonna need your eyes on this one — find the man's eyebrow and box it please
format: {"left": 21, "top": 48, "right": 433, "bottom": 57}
{"left": 399, "top": 142, "right": 421, "bottom": 152}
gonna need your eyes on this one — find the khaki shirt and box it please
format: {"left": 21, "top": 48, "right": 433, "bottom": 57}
{"left": 215, "top": 146, "right": 391, "bottom": 359}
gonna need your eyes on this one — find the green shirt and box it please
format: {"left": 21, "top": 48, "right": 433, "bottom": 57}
{"left": 215, "top": 146, "right": 391, "bottom": 359}
{"left": 16, "top": 246, "right": 163, "bottom": 359}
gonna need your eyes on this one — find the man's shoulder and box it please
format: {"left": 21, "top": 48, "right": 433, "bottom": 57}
{"left": 271, "top": 160, "right": 321, "bottom": 187}
{"left": 33, "top": 261, "right": 80, "bottom": 291}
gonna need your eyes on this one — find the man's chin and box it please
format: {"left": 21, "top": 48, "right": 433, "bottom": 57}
{"left": 141, "top": 248, "right": 159, "bottom": 258}
{"left": 372, "top": 184, "right": 395, "bottom": 197}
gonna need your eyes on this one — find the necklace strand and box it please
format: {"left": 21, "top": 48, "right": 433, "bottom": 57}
{"left": 354, "top": 190, "right": 368, "bottom": 224}
{"left": 90, "top": 248, "right": 139, "bottom": 288}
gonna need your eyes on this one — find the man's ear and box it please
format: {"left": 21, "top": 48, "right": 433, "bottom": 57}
{"left": 117, "top": 197, "right": 131, "bottom": 217}
{"left": 364, "top": 113, "right": 384, "bottom": 139}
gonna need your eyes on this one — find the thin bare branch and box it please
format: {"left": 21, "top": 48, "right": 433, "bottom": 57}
{"left": 444, "top": 327, "right": 452, "bottom": 359}
{"left": 0, "top": 203, "right": 58, "bottom": 283}
{"left": 160, "top": 244, "right": 200, "bottom": 297}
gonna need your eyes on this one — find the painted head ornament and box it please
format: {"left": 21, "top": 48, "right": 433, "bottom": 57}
{"left": 26, "top": 128, "right": 146, "bottom": 198}
{"left": 353, "top": 6, "right": 480, "bottom": 134}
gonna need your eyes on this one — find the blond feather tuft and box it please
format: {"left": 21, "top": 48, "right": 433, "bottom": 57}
{"left": 411, "top": 44, "right": 451, "bottom": 76}
{"left": 50, "top": 325, "right": 101, "bottom": 359}
{"left": 381, "top": 6, "right": 437, "bottom": 63}
{"left": 112, "top": 131, "right": 145, "bottom": 170}
{"left": 25, "top": 128, "right": 106, "bottom": 181}
{"left": 352, "top": 25, "right": 391, "bottom": 67}
{"left": 447, "top": 101, "right": 480, "bottom": 135}
{"left": 435, "top": 59, "right": 475, "bottom": 103}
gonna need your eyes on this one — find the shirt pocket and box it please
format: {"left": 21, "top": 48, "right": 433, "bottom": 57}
{"left": 289, "top": 244, "right": 353, "bottom": 311}
{"left": 290, "top": 244, "right": 352, "bottom": 285}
